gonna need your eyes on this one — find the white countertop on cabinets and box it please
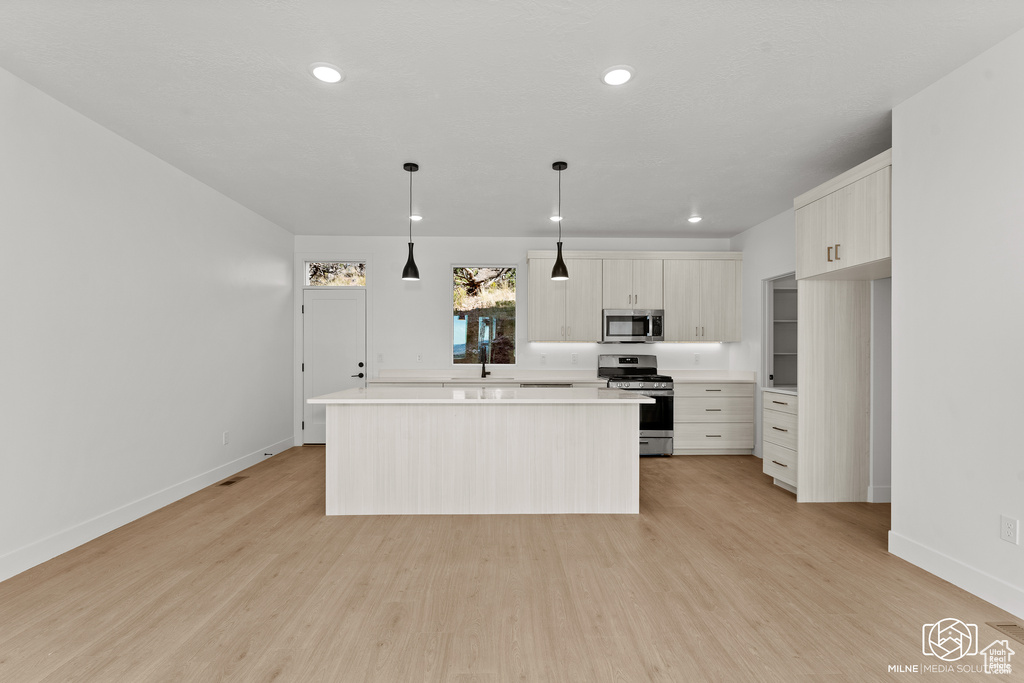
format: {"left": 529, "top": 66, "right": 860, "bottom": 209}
{"left": 368, "top": 369, "right": 756, "bottom": 385}
{"left": 763, "top": 386, "right": 798, "bottom": 396}
{"left": 665, "top": 370, "right": 756, "bottom": 383}
{"left": 368, "top": 370, "right": 604, "bottom": 385}
{"left": 309, "top": 386, "right": 655, "bottom": 404}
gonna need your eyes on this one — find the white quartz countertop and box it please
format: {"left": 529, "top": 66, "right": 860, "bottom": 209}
{"left": 309, "top": 386, "right": 655, "bottom": 405}
{"left": 368, "top": 370, "right": 756, "bottom": 385}
{"left": 763, "top": 386, "right": 798, "bottom": 396}
{"left": 666, "top": 371, "right": 756, "bottom": 383}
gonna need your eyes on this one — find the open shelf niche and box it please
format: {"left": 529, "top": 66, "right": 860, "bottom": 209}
{"left": 766, "top": 274, "right": 798, "bottom": 388}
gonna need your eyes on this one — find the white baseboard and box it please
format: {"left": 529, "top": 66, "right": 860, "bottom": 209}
{"left": 868, "top": 485, "right": 891, "bottom": 503}
{"left": 888, "top": 530, "right": 1024, "bottom": 621}
{"left": 0, "top": 436, "right": 294, "bottom": 584}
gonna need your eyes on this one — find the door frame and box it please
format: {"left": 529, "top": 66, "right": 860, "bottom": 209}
{"left": 293, "top": 252, "right": 372, "bottom": 447}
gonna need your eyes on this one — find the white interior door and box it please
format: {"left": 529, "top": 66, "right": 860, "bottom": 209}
{"left": 303, "top": 289, "right": 366, "bottom": 444}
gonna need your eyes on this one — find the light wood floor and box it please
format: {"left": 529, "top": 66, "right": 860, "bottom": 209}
{"left": 1, "top": 449, "right": 1018, "bottom": 682}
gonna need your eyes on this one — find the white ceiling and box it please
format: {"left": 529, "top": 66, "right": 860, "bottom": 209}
{"left": 3, "top": 1, "right": 1024, "bottom": 239}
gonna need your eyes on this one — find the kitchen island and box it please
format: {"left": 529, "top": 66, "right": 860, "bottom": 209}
{"left": 308, "top": 386, "right": 653, "bottom": 515}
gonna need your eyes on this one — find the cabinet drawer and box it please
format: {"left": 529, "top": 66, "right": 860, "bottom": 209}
{"left": 674, "top": 397, "right": 753, "bottom": 423}
{"left": 674, "top": 422, "right": 753, "bottom": 449}
{"left": 762, "top": 392, "right": 798, "bottom": 416}
{"left": 673, "top": 383, "right": 754, "bottom": 398}
{"left": 762, "top": 441, "right": 797, "bottom": 486}
{"left": 762, "top": 409, "right": 797, "bottom": 450}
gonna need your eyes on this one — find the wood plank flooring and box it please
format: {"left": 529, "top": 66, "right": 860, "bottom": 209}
{"left": 0, "top": 448, "right": 1018, "bottom": 682}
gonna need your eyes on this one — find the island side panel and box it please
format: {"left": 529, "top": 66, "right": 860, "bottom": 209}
{"left": 325, "top": 402, "right": 639, "bottom": 515}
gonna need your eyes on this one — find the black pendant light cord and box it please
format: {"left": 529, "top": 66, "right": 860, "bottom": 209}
{"left": 408, "top": 169, "right": 413, "bottom": 243}
{"left": 557, "top": 166, "right": 562, "bottom": 242}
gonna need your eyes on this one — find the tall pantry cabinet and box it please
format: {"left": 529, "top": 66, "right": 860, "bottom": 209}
{"left": 793, "top": 149, "right": 891, "bottom": 503}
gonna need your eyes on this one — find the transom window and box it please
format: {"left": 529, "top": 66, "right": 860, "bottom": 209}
{"left": 453, "top": 267, "right": 516, "bottom": 365}
{"left": 305, "top": 261, "right": 366, "bottom": 287}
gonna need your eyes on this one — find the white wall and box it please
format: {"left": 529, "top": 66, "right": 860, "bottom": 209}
{"left": 890, "top": 27, "right": 1024, "bottom": 619}
{"left": 729, "top": 209, "right": 797, "bottom": 457}
{"left": 0, "top": 68, "right": 294, "bottom": 581}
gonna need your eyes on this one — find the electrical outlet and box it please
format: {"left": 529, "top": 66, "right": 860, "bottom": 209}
{"left": 570, "top": 353, "right": 579, "bottom": 365}
{"left": 694, "top": 353, "right": 700, "bottom": 365}
{"left": 417, "top": 353, "right": 423, "bottom": 363}
{"left": 540, "top": 354, "right": 547, "bottom": 365}
{"left": 1001, "top": 515, "right": 1019, "bottom": 544}
{"left": 377, "top": 353, "right": 384, "bottom": 363}
{"left": 222, "top": 431, "right": 230, "bottom": 446}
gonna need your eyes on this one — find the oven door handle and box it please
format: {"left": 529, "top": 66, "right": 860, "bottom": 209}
{"left": 634, "top": 390, "right": 674, "bottom": 397}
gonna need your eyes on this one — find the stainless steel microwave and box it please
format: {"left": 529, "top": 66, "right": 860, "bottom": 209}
{"left": 602, "top": 309, "right": 664, "bottom": 343}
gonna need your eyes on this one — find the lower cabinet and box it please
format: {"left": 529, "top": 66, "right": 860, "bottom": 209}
{"left": 673, "top": 382, "right": 754, "bottom": 454}
{"left": 762, "top": 390, "right": 798, "bottom": 490}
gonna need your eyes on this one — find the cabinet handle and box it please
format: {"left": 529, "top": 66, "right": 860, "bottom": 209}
{"left": 695, "top": 326, "right": 699, "bottom": 336}
{"left": 705, "top": 389, "right": 722, "bottom": 392}
{"left": 835, "top": 243, "right": 840, "bottom": 260}
{"left": 827, "top": 246, "right": 833, "bottom": 262}
{"left": 701, "top": 326, "right": 704, "bottom": 337}
{"left": 706, "top": 434, "right": 722, "bottom": 438}
{"left": 560, "top": 326, "right": 564, "bottom": 338}
{"left": 772, "top": 400, "right": 788, "bottom": 405}
{"left": 771, "top": 460, "right": 788, "bottom": 468}
{"left": 705, "top": 408, "right": 721, "bottom": 412}
{"left": 567, "top": 326, "right": 571, "bottom": 338}
{"left": 772, "top": 426, "right": 788, "bottom": 432}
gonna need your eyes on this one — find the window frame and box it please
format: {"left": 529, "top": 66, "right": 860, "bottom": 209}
{"left": 451, "top": 264, "right": 518, "bottom": 366}
{"left": 303, "top": 260, "right": 368, "bottom": 288}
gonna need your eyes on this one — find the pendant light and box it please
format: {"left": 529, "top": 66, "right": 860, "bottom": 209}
{"left": 551, "top": 161, "right": 569, "bottom": 281}
{"left": 401, "top": 162, "right": 420, "bottom": 281}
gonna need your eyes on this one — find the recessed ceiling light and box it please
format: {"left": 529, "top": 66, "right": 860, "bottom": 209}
{"left": 688, "top": 216, "right": 703, "bottom": 223}
{"left": 310, "top": 63, "right": 344, "bottom": 83}
{"left": 601, "top": 65, "right": 634, "bottom": 86}
{"left": 410, "top": 214, "right": 422, "bottom": 221}
{"left": 550, "top": 215, "right": 563, "bottom": 222}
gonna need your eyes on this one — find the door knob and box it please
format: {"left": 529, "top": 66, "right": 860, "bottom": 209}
{"left": 351, "top": 372, "right": 364, "bottom": 378}
{"left": 358, "top": 361, "right": 364, "bottom": 367}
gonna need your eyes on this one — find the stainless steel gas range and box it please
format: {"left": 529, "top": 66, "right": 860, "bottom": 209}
{"left": 597, "top": 354, "right": 674, "bottom": 456}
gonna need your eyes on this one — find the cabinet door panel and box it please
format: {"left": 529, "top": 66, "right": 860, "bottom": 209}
{"left": 663, "top": 260, "right": 701, "bottom": 341}
{"left": 700, "top": 260, "right": 741, "bottom": 342}
{"left": 833, "top": 166, "right": 891, "bottom": 271}
{"left": 601, "top": 259, "right": 634, "bottom": 309}
{"left": 528, "top": 258, "right": 566, "bottom": 341}
{"left": 564, "top": 259, "right": 603, "bottom": 341}
{"left": 632, "top": 259, "right": 664, "bottom": 309}
{"left": 796, "top": 196, "right": 835, "bottom": 280}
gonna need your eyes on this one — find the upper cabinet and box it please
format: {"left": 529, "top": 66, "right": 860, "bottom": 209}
{"left": 528, "top": 251, "right": 741, "bottom": 344}
{"left": 527, "top": 258, "right": 603, "bottom": 342}
{"left": 663, "top": 259, "right": 741, "bottom": 342}
{"left": 795, "top": 149, "right": 892, "bottom": 280}
{"left": 602, "top": 259, "right": 664, "bottom": 310}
